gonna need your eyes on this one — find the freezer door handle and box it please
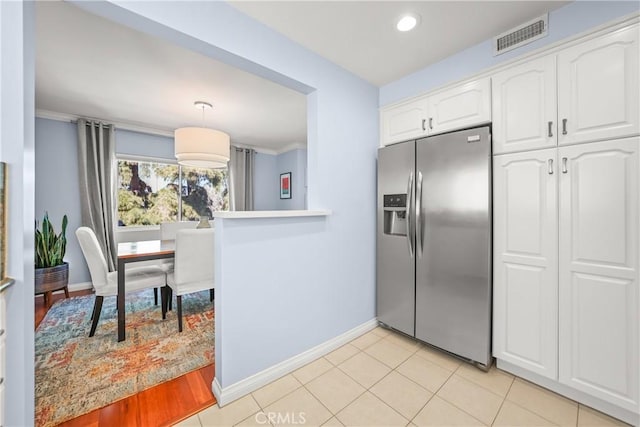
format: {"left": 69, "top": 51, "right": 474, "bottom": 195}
{"left": 406, "top": 172, "right": 414, "bottom": 257}
{"left": 416, "top": 171, "right": 424, "bottom": 257}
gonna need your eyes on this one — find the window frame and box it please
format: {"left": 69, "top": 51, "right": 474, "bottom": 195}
{"left": 115, "top": 155, "right": 185, "bottom": 229}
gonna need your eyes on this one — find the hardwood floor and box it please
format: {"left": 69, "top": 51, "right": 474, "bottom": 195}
{"left": 35, "top": 289, "right": 217, "bottom": 426}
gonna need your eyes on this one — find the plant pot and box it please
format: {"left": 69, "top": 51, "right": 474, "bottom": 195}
{"left": 35, "top": 262, "right": 69, "bottom": 307}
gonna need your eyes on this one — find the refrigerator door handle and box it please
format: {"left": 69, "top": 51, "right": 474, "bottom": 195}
{"left": 406, "top": 172, "right": 414, "bottom": 257}
{"left": 416, "top": 171, "right": 424, "bottom": 257}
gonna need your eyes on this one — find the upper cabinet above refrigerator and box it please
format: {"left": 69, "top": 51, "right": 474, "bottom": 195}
{"left": 379, "top": 98, "right": 429, "bottom": 146}
{"left": 426, "top": 78, "right": 491, "bottom": 136}
{"left": 380, "top": 77, "right": 491, "bottom": 147}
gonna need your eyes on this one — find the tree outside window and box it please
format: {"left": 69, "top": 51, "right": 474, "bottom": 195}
{"left": 117, "top": 159, "right": 228, "bottom": 226}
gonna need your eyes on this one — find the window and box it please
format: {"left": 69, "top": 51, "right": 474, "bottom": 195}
{"left": 117, "top": 159, "right": 228, "bottom": 226}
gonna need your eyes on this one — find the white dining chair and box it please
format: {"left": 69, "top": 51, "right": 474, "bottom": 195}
{"left": 159, "top": 221, "right": 200, "bottom": 241}
{"left": 158, "top": 221, "right": 201, "bottom": 272}
{"left": 76, "top": 227, "right": 167, "bottom": 337}
{"left": 162, "top": 228, "right": 215, "bottom": 332}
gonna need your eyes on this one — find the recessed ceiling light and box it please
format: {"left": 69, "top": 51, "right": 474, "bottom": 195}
{"left": 396, "top": 13, "right": 420, "bottom": 32}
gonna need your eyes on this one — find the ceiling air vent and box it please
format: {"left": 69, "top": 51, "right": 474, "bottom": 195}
{"left": 493, "top": 14, "right": 548, "bottom": 56}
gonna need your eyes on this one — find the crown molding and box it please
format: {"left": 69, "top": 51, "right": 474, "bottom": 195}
{"left": 35, "top": 109, "right": 175, "bottom": 138}
{"left": 36, "top": 109, "right": 307, "bottom": 155}
{"left": 277, "top": 142, "right": 306, "bottom": 154}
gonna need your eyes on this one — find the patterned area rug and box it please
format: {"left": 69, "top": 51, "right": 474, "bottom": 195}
{"left": 35, "top": 289, "right": 214, "bottom": 427}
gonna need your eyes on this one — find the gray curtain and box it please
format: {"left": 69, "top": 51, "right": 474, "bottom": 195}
{"left": 77, "top": 119, "right": 118, "bottom": 271}
{"left": 228, "top": 146, "right": 255, "bottom": 211}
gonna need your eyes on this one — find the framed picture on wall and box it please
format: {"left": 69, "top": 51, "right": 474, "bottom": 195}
{"left": 280, "top": 172, "right": 292, "bottom": 199}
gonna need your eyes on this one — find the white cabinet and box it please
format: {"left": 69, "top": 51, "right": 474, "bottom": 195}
{"left": 493, "top": 148, "right": 558, "bottom": 379}
{"left": 558, "top": 25, "right": 639, "bottom": 146}
{"left": 494, "top": 137, "right": 640, "bottom": 415}
{"left": 492, "top": 56, "right": 557, "bottom": 154}
{"left": 380, "top": 97, "right": 429, "bottom": 146}
{"left": 558, "top": 138, "right": 639, "bottom": 411}
{"left": 492, "top": 24, "right": 639, "bottom": 154}
{"left": 380, "top": 77, "right": 491, "bottom": 146}
{"left": 427, "top": 78, "right": 491, "bottom": 135}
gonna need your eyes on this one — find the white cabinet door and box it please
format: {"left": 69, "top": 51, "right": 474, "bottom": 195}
{"left": 493, "top": 148, "right": 558, "bottom": 379}
{"left": 380, "top": 97, "right": 428, "bottom": 146}
{"left": 558, "top": 25, "right": 640, "bottom": 146}
{"left": 427, "top": 78, "right": 491, "bottom": 135}
{"left": 492, "top": 56, "right": 557, "bottom": 154}
{"left": 558, "top": 137, "right": 639, "bottom": 411}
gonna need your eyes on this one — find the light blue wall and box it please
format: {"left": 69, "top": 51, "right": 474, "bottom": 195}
{"left": 35, "top": 118, "right": 178, "bottom": 285}
{"left": 116, "top": 128, "right": 174, "bottom": 159}
{"left": 72, "top": 0, "right": 379, "bottom": 392}
{"left": 35, "top": 119, "right": 86, "bottom": 284}
{"left": 276, "top": 148, "right": 307, "bottom": 210}
{"left": 254, "top": 148, "right": 308, "bottom": 211}
{"left": 1, "top": 1, "right": 36, "bottom": 425}
{"left": 380, "top": 1, "right": 640, "bottom": 106}
{"left": 35, "top": 118, "right": 304, "bottom": 282}
{"left": 253, "top": 152, "right": 277, "bottom": 210}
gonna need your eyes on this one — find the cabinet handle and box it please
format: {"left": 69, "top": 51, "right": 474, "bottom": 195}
{"left": 421, "top": 119, "right": 426, "bottom": 131}
{"left": 548, "top": 121, "right": 553, "bottom": 138}
{"left": 562, "top": 118, "right": 568, "bottom": 135}
{"left": 429, "top": 118, "right": 433, "bottom": 130}
{"left": 0, "top": 329, "right": 4, "bottom": 337}
{"left": 548, "top": 159, "right": 554, "bottom": 175}
{"left": 562, "top": 157, "right": 568, "bottom": 173}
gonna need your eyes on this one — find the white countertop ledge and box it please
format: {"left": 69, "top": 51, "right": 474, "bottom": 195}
{"left": 212, "top": 210, "right": 332, "bottom": 219}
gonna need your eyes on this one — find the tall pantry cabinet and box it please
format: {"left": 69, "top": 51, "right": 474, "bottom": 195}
{"left": 492, "top": 21, "right": 640, "bottom": 421}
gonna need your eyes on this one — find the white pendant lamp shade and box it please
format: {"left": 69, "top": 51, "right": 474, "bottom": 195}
{"left": 174, "top": 127, "right": 230, "bottom": 169}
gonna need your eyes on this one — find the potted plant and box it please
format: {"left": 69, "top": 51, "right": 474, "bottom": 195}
{"left": 35, "top": 213, "right": 69, "bottom": 308}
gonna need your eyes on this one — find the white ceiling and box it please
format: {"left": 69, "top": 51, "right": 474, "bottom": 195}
{"left": 230, "top": 1, "right": 570, "bottom": 86}
{"left": 35, "top": 1, "right": 308, "bottom": 153}
{"left": 36, "top": 1, "right": 571, "bottom": 153}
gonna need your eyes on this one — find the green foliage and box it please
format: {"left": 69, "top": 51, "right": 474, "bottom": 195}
{"left": 117, "top": 161, "right": 228, "bottom": 226}
{"left": 35, "top": 213, "right": 68, "bottom": 268}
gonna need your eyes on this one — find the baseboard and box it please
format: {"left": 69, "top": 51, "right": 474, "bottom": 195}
{"left": 497, "top": 359, "right": 639, "bottom": 426}
{"left": 212, "top": 318, "right": 379, "bottom": 407}
{"left": 68, "top": 282, "right": 93, "bottom": 292}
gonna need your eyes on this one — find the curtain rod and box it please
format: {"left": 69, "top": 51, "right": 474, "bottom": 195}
{"left": 84, "top": 121, "right": 112, "bottom": 128}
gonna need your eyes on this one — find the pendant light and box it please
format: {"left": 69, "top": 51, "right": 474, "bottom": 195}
{"left": 174, "top": 101, "right": 230, "bottom": 169}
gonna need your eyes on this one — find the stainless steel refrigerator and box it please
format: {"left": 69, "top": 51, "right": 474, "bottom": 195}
{"left": 377, "top": 125, "right": 492, "bottom": 368}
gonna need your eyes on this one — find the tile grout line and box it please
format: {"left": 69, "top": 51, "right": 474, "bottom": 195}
{"left": 504, "top": 397, "right": 567, "bottom": 427}
{"left": 507, "top": 378, "right": 581, "bottom": 426}
{"left": 326, "top": 345, "right": 362, "bottom": 367}
{"left": 405, "top": 357, "right": 460, "bottom": 425}
{"left": 488, "top": 372, "right": 515, "bottom": 426}
{"left": 415, "top": 370, "right": 502, "bottom": 426}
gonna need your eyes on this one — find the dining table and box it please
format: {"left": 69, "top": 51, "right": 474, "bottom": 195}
{"left": 116, "top": 239, "right": 175, "bottom": 342}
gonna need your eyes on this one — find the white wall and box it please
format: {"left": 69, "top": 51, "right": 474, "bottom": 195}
{"left": 70, "top": 0, "right": 379, "bottom": 395}
{"left": 0, "top": 2, "right": 36, "bottom": 425}
{"left": 380, "top": 1, "right": 640, "bottom": 106}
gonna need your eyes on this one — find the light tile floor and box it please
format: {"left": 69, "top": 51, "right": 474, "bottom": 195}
{"left": 176, "top": 327, "right": 631, "bottom": 427}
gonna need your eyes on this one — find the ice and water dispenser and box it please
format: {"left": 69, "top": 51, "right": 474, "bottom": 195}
{"left": 383, "top": 193, "right": 408, "bottom": 236}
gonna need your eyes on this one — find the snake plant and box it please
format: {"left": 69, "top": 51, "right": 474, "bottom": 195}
{"left": 35, "top": 213, "right": 68, "bottom": 268}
